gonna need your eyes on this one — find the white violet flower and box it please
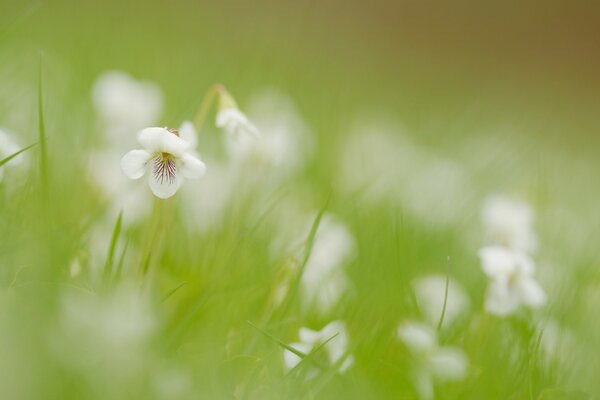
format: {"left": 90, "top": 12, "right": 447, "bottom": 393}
{"left": 481, "top": 195, "right": 537, "bottom": 253}
{"left": 215, "top": 88, "right": 259, "bottom": 143}
{"left": 413, "top": 274, "right": 470, "bottom": 329}
{"left": 283, "top": 320, "right": 354, "bottom": 376}
{"left": 92, "top": 71, "right": 163, "bottom": 142}
{"left": 479, "top": 245, "right": 546, "bottom": 316}
{"left": 300, "top": 214, "right": 356, "bottom": 314}
{"left": 398, "top": 321, "right": 468, "bottom": 400}
{"left": 121, "top": 126, "right": 206, "bottom": 199}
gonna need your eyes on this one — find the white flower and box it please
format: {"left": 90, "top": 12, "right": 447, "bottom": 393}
{"left": 224, "top": 89, "right": 312, "bottom": 175}
{"left": 92, "top": 71, "right": 163, "bottom": 143}
{"left": 180, "top": 159, "right": 234, "bottom": 234}
{"left": 216, "top": 107, "right": 260, "bottom": 143}
{"left": 479, "top": 245, "right": 546, "bottom": 316}
{"left": 538, "top": 319, "right": 577, "bottom": 369}
{"left": 121, "top": 126, "right": 206, "bottom": 199}
{"left": 0, "top": 128, "right": 23, "bottom": 182}
{"left": 54, "top": 283, "right": 156, "bottom": 373}
{"left": 283, "top": 320, "right": 354, "bottom": 375}
{"left": 300, "top": 214, "right": 356, "bottom": 314}
{"left": 337, "top": 122, "right": 473, "bottom": 228}
{"left": 89, "top": 150, "right": 153, "bottom": 225}
{"left": 482, "top": 195, "right": 537, "bottom": 253}
{"left": 413, "top": 275, "right": 470, "bottom": 329}
{"left": 398, "top": 321, "right": 468, "bottom": 400}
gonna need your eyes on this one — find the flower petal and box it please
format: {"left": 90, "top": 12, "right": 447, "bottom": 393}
{"left": 180, "top": 153, "right": 206, "bottom": 179}
{"left": 178, "top": 120, "right": 198, "bottom": 148}
{"left": 137, "top": 127, "right": 190, "bottom": 156}
{"left": 216, "top": 108, "right": 260, "bottom": 139}
{"left": 517, "top": 277, "right": 546, "bottom": 308}
{"left": 121, "top": 149, "right": 151, "bottom": 179}
{"left": 298, "top": 327, "right": 322, "bottom": 345}
{"left": 428, "top": 347, "right": 468, "bottom": 381}
{"left": 479, "top": 246, "right": 516, "bottom": 278}
{"left": 397, "top": 321, "right": 437, "bottom": 353}
{"left": 148, "top": 156, "right": 181, "bottom": 199}
{"left": 485, "top": 279, "right": 520, "bottom": 316}
{"left": 282, "top": 342, "right": 313, "bottom": 372}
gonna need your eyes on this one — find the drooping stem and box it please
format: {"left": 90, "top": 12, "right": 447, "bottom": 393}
{"left": 193, "top": 83, "right": 225, "bottom": 133}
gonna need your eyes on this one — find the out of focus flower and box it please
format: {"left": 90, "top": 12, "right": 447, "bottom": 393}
{"left": 216, "top": 88, "right": 259, "bottom": 143}
{"left": 481, "top": 195, "right": 537, "bottom": 253}
{"left": 180, "top": 159, "right": 234, "bottom": 234}
{"left": 413, "top": 275, "right": 470, "bottom": 329}
{"left": 398, "top": 321, "right": 468, "bottom": 400}
{"left": 224, "top": 89, "right": 312, "bottom": 175}
{"left": 299, "top": 214, "right": 356, "bottom": 314}
{"left": 283, "top": 320, "right": 354, "bottom": 376}
{"left": 92, "top": 71, "right": 163, "bottom": 144}
{"left": 121, "top": 126, "right": 206, "bottom": 199}
{"left": 479, "top": 245, "right": 546, "bottom": 316}
{"left": 337, "top": 122, "right": 474, "bottom": 227}
{"left": 89, "top": 150, "right": 153, "bottom": 224}
{"left": 0, "top": 128, "right": 23, "bottom": 182}
{"left": 54, "top": 283, "right": 156, "bottom": 385}
{"left": 217, "top": 108, "right": 259, "bottom": 140}
{"left": 538, "top": 319, "right": 577, "bottom": 370}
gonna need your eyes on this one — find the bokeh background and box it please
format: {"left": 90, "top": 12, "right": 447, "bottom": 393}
{"left": 1, "top": 0, "right": 600, "bottom": 399}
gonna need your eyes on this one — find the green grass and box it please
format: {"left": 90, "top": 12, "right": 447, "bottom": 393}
{"left": 0, "top": 1, "right": 599, "bottom": 399}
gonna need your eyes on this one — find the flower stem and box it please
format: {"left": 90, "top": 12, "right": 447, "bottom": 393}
{"left": 139, "top": 198, "right": 169, "bottom": 277}
{"left": 193, "top": 83, "right": 224, "bottom": 133}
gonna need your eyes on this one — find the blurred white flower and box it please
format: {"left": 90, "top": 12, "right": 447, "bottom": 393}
{"left": 337, "top": 122, "right": 474, "bottom": 227}
{"left": 283, "top": 320, "right": 354, "bottom": 375}
{"left": 299, "top": 214, "right": 356, "bottom": 314}
{"left": 538, "top": 319, "right": 577, "bottom": 370}
{"left": 398, "top": 321, "right": 468, "bottom": 400}
{"left": 413, "top": 275, "right": 470, "bottom": 329}
{"left": 224, "top": 89, "right": 312, "bottom": 176}
{"left": 180, "top": 158, "right": 234, "bottom": 234}
{"left": 0, "top": 128, "right": 24, "bottom": 182}
{"left": 479, "top": 245, "right": 546, "bottom": 316}
{"left": 89, "top": 149, "right": 153, "bottom": 224}
{"left": 217, "top": 107, "right": 259, "bottom": 141}
{"left": 481, "top": 195, "right": 537, "bottom": 253}
{"left": 92, "top": 71, "right": 163, "bottom": 144}
{"left": 55, "top": 283, "right": 156, "bottom": 375}
{"left": 121, "top": 126, "right": 206, "bottom": 199}
{"left": 153, "top": 365, "right": 193, "bottom": 400}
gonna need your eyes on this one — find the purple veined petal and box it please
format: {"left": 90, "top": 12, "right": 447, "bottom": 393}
{"left": 148, "top": 154, "right": 181, "bottom": 199}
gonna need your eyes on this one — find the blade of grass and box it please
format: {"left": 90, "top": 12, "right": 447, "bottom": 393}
{"left": 247, "top": 320, "right": 308, "bottom": 359}
{"left": 284, "top": 333, "right": 339, "bottom": 378}
{"left": 0, "top": 143, "right": 37, "bottom": 168}
{"left": 0, "top": 1, "right": 39, "bottom": 43}
{"left": 38, "top": 55, "right": 48, "bottom": 192}
{"left": 103, "top": 211, "right": 123, "bottom": 284}
{"left": 277, "top": 197, "right": 330, "bottom": 316}
{"left": 436, "top": 256, "right": 451, "bottom": 333}
{"left": 161, "top": 281, "right": 188, "bottom": 303}
{"left": 112, "top": 238, "right": 129, "bottom": 284}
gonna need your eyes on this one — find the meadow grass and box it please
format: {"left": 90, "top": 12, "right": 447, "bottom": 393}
{"left": 0, "top": 1, "right": 599, "bottom": 400}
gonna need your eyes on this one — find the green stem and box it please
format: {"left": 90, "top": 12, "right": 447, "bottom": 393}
{"left": 193, "top": 83, "right": 224, "bottom": 133}
{"left": 139, "top": 199, "right": 166, "bottom": 277}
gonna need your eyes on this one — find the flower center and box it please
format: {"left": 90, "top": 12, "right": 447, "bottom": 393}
{"left": 152, "top": 153, "right": 177, "bottom": 184}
